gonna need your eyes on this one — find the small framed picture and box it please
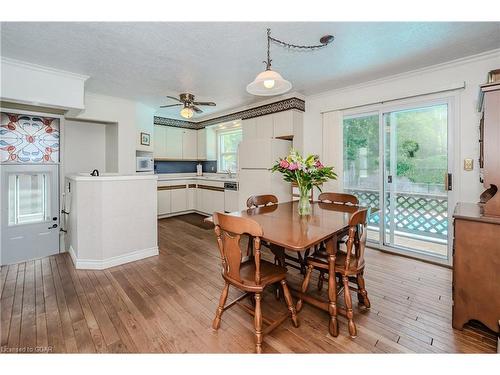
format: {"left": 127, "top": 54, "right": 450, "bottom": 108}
{"left": 140, "top": 132, "right": 150, "bottom": 146}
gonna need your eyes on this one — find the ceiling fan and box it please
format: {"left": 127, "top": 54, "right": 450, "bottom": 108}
{"left": 160, "top": 93, "right": 216, "bottom": 119}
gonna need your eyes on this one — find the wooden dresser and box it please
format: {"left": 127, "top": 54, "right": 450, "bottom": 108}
{"left": 452, "top": 78, "right": 500, "bottom": 334}
{"left": 452, "top": 203, "right": 500, "bottom": 333}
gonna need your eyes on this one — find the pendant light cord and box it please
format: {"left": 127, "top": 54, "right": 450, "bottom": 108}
{"left": 262, "top": 28, "right": 334, "bottom": 70}
{"left": 268, "top": 28, "right": 334, "bottom": 50}
{"left": 263, "top": 28, "right": 272, "bottom": 70}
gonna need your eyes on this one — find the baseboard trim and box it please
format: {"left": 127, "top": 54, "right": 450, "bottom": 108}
{"left": 158, "top": 210, "right": 210, "bottom": 219}
{"left": 68, "top": 245, "right": 159, "bottom": 270}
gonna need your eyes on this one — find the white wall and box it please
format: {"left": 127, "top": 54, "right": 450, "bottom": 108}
{"left": 64, "top": 120, "right": 108, "bottom": 175}
{"left": 0, "top": 57, "right": 88, "bottom": 110}
{"left": 136, "top": 102, "right": 155, "bottom": 152}
{"left": 303, "top": 49, "right": 500, "bottom": 203}
{"left": 67, "top": 92, "right": 155, "bottom": 174}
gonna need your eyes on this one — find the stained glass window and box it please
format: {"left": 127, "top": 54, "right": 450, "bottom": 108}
{"left": 0, "top": 113, "right": 60, "bottom": 163}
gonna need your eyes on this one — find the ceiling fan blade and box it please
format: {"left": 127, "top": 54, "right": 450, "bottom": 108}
{"left": 193, "top": 101, "right": 216, "bottom": 106}
{"left": 166, "top": 95, "right": 182, "bottom": 103}
{"left": 191, "top": 106, "right": 203, "bottom": 113}
{"left": 160, "top": 103, "right": 182, "bottom": 108}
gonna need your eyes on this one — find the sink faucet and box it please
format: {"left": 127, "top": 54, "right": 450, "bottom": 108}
{"left": 90, "top": 169, "right": 99, "bottom": 176}
{"left": 226, "top": 169, "right": 233, "bottom": 178}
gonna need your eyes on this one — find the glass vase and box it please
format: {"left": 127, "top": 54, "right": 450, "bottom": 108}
{"left": 297, "top": 186, "right": 312, "bottom": 216}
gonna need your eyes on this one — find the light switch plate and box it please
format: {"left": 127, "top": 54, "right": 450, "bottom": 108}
{"left": 464, "top": 158, "right": 473, "bottom": 171}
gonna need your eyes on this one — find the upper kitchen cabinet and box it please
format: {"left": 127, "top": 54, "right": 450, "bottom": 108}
{"left": 197, "top": 126, "right": 217, "bottom": 160}
{"left": 153, "top": 125, "right": 168, "bottom": 158}
{"left": 242, "top": 117, "right": 258, "bottom": 139}
{"left": 166, "top": 126, "right": 183, "bottom": 159}
{"left": 182, "top": 128, "right": 198, "bottom": 160}
{"left": 242, "top": 114, "right": 273, "bottom": 139}
{"left": 154, "top": 125, "right": 182, "bottom": 159}
{"left": 241, "top": 110, "right": 303, "bottom": 141}
{"left": 256, "top": 114, "right": 274, "bottom": 138}
{"left": 273, "top": 110, "right": 303, "bottom": 139}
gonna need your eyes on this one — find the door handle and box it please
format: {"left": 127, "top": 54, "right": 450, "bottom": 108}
{"left": 48, "top": 224, "right": 58, "bottom": 229}
{"left": 387, "top": 175, "right": 393, "bottom": 184}
{"left": 445, "top": 173, "right": 452, "bottom": 191}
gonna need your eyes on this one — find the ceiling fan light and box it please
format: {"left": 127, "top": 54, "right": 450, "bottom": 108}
{"left": 246, "top": 69, "right": 292, "bottom": 96}
{"left": 180, "top": 106, "right": 194, "bottom": 119}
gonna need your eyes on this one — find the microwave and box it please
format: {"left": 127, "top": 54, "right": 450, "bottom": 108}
{"left": 136, "top": 156, "right": 154, "bottom": 172}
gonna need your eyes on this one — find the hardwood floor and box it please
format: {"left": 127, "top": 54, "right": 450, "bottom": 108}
{"left": 0, "top": 213, "right": 497, "bottom": 353}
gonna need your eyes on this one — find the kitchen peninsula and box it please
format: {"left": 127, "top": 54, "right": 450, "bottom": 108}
{"left": 65, "top": 173, "right": 159, "bottom": 269}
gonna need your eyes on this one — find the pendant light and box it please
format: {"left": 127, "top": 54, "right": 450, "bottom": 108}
{"left": 246, "top": 28, "right": 335, "bottom": 97}
{"left": 246, "top": 29, "right": 291, "bottom": 96}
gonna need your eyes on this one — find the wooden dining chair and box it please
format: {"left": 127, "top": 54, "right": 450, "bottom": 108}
{"left": 314, "top": 192, "right": 359, "bottom": 290}
{"left": 246, "top": 194, "right": 279, "bottom": 255}
{"left": 246, "top": 194, "right": 279, "bottom": 209}
{"left": 297, "top": 208, "right": 371, "bottom": 338}
{"left": 212, "top": 212, "right": 299, "bottom": 353}
{"left": 318, "top": 192, "right": 359, "bottom": 206}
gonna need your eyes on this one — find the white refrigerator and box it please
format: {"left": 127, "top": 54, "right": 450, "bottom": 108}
{"left": 238, "top": 138, "right": 293, "bottom": 210}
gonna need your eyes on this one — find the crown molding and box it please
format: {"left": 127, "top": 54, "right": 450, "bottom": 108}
{"left": 1, "top": 57, "right": 89, "bottom": 81}
{"left": 307, "top": 48, "right": 500, "bottom": 100}
{"left": 154, "top": 97, "right": 305, "bottom": 129}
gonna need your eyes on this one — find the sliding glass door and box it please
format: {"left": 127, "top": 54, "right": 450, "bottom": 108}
{"left": 343, "top": 113, "right": 381, "bottom": 243}
{"left": 343, "top": 100, "right": 452, "bottom": 262}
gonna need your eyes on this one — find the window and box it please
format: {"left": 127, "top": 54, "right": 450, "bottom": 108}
{"left": 1, "top": 113, "right": 60, "bottom": 163}
{"left": 217, "top": 128, "right": 242, "bottom": 172}
{"left": 8, "top": 173, "right": 50, "bottom": 225}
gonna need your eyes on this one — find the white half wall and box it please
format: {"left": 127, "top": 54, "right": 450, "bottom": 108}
{"left": 303, "top": 49, "right": 500, "bottom": 203}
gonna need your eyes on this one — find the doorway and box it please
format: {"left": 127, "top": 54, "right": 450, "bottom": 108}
{"left": 0, "top": 112, "right": 60, "bottom": 265}
{"left": 342, "top": 99, "right": 453, "bottom": 263}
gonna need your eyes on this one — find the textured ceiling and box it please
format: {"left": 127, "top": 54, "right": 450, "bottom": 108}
{"left": 1, "top": 22, "right": 499, "bottom": 119}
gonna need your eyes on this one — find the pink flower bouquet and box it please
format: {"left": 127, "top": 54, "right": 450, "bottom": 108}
{"left": 271, "top": 149, "right": 337, "bottom": 215}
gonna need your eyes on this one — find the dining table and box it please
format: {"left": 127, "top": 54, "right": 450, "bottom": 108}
{"left": 207, "top": 200, "right": 368, "bottom": 337}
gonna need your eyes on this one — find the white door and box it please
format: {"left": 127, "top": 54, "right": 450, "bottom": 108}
{"left": 1, "top": 164, "right": 60, "bottom": 265}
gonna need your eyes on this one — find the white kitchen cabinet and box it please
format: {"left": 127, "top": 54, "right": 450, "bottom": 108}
{"left": 243, "top": 114, "right": 273, "bottom": 140}
{"left": 241, "top": 110, "right": 303, "bottom": 142}
{"left": 153, "top": 125, "right": 168, "bottom": 158}
{"left": 204, "top": 189, "right": 224, "bottom": 215}
{"left": 165, "top": 127, "right": 183, "bottom": 159}
{"left": 256, "top": 114, "right": 274, "bottom": 138}
{"left": 197, "top": 126, "right": 217, "bottom": 160}
{"left": 196, "top": 187, "right": 204, "bottom": 213}
{"left": 197, "top": 129, "right": 207, "bottom": 160}
{"left": 194, "top": 184, "right": 225, "bottom": 214}
{"left": 157, "top": 189, "right": 171, "bottom": 215}
{"left": 182, "top": 129, "right": 198, "bottom": 160}
{"left": 242, "top": 118, "right": 257, "bottom": 140}
{"left": 273, "top": 110, "right": 294, "bottom": 138}
{"left": 171, "top": 187, "right": 188, "bottom": 213}
{"left": 187, "top": 184, "right": 196, "bottom": 210}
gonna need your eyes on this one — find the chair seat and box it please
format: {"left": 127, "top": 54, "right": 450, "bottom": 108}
{"left": 225, "top": 259, "right": 287, "bottom": 291}
{"left": 307, "top": 252, "right": 364, "bottom": 274}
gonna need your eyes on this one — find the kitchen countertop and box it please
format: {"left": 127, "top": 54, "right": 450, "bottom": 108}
{"left": 156, "top": 173, "right": 238, "bottom": 183}
{"left": 67, "top": 173, "right": 158, "bottom": 181}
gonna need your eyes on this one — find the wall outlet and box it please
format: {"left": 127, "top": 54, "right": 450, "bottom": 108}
{"left": 464, "top": 158, "right": 474, "bottom": 171}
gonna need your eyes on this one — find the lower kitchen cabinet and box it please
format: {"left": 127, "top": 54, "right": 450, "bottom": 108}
{"left": 171, "top": 186, "right": 188, "bottom": 213}
{"left": 157, "top": 189, "right": 172, "bottom": 215}
{"left": 187, "top": 184, "right": 196, "bottom": 210}
{"left": 158, "top": 181, "right": 225, "bottom": 216}
{"left": 196, "top": 185, "right": 224, "bottom": 215}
